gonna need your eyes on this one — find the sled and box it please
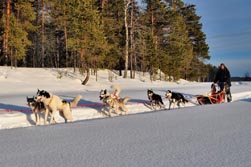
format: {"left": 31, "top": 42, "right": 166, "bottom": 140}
{"left": 196, "top": 91, "right": 225, "bottom": 105}
{"left": 196, "top": 83, "right": 227, "bottom": 105}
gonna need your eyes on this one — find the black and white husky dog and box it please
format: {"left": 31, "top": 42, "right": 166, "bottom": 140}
{"left": 165, "top": 90, "right": 188, "bottom": 110}
{"left": 27, "top": 96, "right": 46, "bottom": 125}
{"left": 99, "top": 89, "right": 110, "bottom": 106}
{"left": 147, "top": 89, "right": 165, "bottom": 109}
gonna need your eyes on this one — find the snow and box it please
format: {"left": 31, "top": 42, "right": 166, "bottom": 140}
{"left": 0, "top": 66, "right": 251, "bottom": 167}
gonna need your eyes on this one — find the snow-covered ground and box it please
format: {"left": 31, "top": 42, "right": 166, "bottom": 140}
{"left": 1, "top": 67, "right": 251, "bottom": 167}
{"left": 0, "top": 66, "right": 250, "bottom": 129}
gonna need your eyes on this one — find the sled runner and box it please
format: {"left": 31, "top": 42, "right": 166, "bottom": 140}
{"left": 196, "top": 84, "right": 226, "bottom": 105}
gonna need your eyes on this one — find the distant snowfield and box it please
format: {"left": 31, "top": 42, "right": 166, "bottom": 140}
{"left": 0, "top": 66, "right": 250, "bottom": 130}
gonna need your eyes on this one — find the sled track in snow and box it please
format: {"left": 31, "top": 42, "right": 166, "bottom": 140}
{"left": 0, "top": 101, "right": 151, "bottom": 113}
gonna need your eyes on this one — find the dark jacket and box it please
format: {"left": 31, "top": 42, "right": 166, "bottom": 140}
{"left": 214, "top": 67, "right": 231, "bottom": 86}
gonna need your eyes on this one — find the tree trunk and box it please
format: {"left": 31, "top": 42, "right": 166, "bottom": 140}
{"left": 41, "top": 0, "right": 45, "bottom": 67}
{"left": 56, "top": 35, "right": 59, "bottom": 67}
{"left": 100, "top": 0, "right": 106, "bottom": 25}
{"left": 82, "top": 68, "right": 90, "bottom": 85}
{"left": 129, "top": 1, "right": 137, "bottom": 79}
{"left": 151, "top": 4, "right": 154, "bottom": 38}
{"left": 3, "top": 0, "right": 10, "bottom": 66}
{"left": 129, "top": 2, "right": 133, "bottom": 79}
{"left": 172, "top": 0, "right": 176, "bottom": 10}
{"left": 123, "top": 0, "right": 130, "bottom": 78}
{"left": 63, "top": 2, "right": 68, "bottom": 67}
{"left": 35, "top": 0, "right": 39, "bottom": 67}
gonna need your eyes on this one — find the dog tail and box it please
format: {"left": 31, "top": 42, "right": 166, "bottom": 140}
{"left": 123, "top": 97, "right": 130, "bottom": 104}
{"left": 111, "top": 85, "right": 121, "bottom": 95}
{"left": 70, "top": 95, "right": 82, "bottom": 107}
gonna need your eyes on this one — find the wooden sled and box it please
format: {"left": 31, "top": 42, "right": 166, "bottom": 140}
{"left": 196, "top": 83, "right": 226, "bottom": 105}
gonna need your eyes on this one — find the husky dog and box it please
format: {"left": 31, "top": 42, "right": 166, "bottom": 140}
{"left": 106, "top": 96, "right": 131, "bottom": 116}
{"left": 99, "top": 85, "right": 121, "bottom": 107}
{"left": 99, "top": 85, "right": 130, "bottom": 116}
{"left": 36, "top": 89, "right": 81, "bottom": 125}
{"left": 165, "top": 90, "right": 188, "bottom": 110}
{"left": 147, "top": 89, "right": 165, "bottom": 109}
{"left": 99, "top": 89, "right": 110, "bottom": 106}
{"left": 27, "top": 96, "right": 47, "bottom": 125}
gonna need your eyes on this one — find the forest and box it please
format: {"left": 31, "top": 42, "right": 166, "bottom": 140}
{"left": 0, "top": 0, "right": 217, "bottom": 82}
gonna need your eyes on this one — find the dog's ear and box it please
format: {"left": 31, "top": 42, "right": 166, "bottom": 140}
{"left": 104, "top": 89, "right": 107, "bottom": 94}
{"left": 44, "top": 91, "right": 50, "bottom": 98}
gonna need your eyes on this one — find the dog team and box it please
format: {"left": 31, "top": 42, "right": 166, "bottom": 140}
{"left": 27, "top": 85, "right": 189, "bottom": 126}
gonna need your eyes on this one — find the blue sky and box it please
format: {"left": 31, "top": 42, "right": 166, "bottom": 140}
{"left": 183, "top": 0, "right": 251, "bottom": 77}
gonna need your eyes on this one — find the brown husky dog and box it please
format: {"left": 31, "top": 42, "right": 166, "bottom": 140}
{"left": 27, "top": 96, "right": 47, "bottom": 125}
{"left": 99, "top": 85, "right": 130, "bottom": 116}
{"left": 106, "top": 96, "right": 130, "bottom": 116}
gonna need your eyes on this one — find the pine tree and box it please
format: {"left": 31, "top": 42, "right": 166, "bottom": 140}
{"left": 0, "top": 0, "right": 211, "bottom": 81}
{"left": 142, "top": 0, "right": 169, "bottom": 80}
{"left": 1, "top": 0, "right": 36, "bottom": 67}
{"left": 65, "top": 0, "right": 109, "bottom": 83}
{"left": 49, "top": 0, "right": 69, "bottom": 67}
{"left": 165, "top": 11, "right": 193, "bottom": 80}
{"left": 101, "top": 0, "right": 125, "bottom": 75}
{"left": 181, "top": 3, "right": 210, "bottom": 80}
{"left": 2, "top": 0, "right": 10, "bottom": 65}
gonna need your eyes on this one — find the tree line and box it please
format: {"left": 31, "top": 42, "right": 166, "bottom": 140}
{"left": 0, "top": 0, "right": 217, "bottom": 82}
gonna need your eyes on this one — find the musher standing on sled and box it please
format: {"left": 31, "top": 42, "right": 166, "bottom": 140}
{"left": 214, "top": 63, "right": 232, "bottom": 102}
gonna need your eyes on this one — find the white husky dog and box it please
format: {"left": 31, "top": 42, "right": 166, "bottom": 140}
{"left": 36, "top": 89, "right": 81, "bottom": 125}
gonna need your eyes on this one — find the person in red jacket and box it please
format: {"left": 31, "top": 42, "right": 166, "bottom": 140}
{"left": 214, "top": 63, "right": 232, "bottom": 102}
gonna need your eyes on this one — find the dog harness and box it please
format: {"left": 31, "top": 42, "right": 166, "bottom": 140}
{"left": 112, "top": 91, "right": 120, "bottom": 99}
